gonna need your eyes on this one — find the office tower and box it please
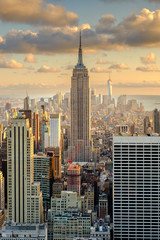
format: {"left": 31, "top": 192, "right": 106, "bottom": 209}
{"left": 5, "top": 102, "right": 12, "bottom": 111}
{"left": 47, "top": 148, "right": 61, "bottom": 179}
{"left": 31, "top": 99, "right": 36, "bottom": 111}
{"left": 19, "top": 109, "right": 33, "bottom": 129}
{"left": 144, "top": 116, "right": 152, "bottom": 134}
{"left": 0, "top": 139, "right": 7, "bottom": 205}
{"left": 91, "top": 89, "right": 97, "bottom": 106}
{"left": 107, "top": 75, "right": 112, "bottom": 104}
{"left": 0, "top": 122, "right": 3, "bottom": 148}
{"left": 68, "top": 32, "right": 92, "bottom": 163}
{"left": 1, "top": 222, "right": 47, "bottom": 240}
{"left": 7, "top": 116, "right": 43, "bottom": 223}
{"left": 33, "top": 152, "right": 54, "bottom": 210}
{"left": 84, "top": 184, "right": 94, "bottom": 211}
{"left": 0, "top": 171, "right": 4, "bottom": 210}
{"left": 42, "top": 124, "right": 50, "bottom": 152}
{"left": 24, "top": 94, "right": 29, "bottom": 110}
{"left": 33, "top": 112, "right": 39, "bottom": 152}
{"left": 153, "top": 108, "right": 160, "bottom": 133}
{"left": 50, "top": 114, "right": 61, "bottom": 148}
{"left": 103, "top": 95, "right": 108, "bottom": 105}
{"left": 98, "top": 193, "right": 108, "bottom": 219}
{"left": 67, "top": 164, "right": 81, "bottom": 195}
{"left": 113, "top": 136, "right": 160, "bottom": 240}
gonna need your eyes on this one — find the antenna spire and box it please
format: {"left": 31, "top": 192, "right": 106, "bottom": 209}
{"left": 77, "top": 30, "right": 83, "bottom": 66}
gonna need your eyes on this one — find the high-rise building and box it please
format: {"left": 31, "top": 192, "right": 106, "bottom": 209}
{"left": 113, "top": 136, "right": 160, "bottom": 240}
{"left": 19, "top": 109, "right": 33, "bottom": 129}
{"left": 107, "top": 75, "right": 112, "bottom": 104}
{"left": 0, "top": 171, "right": 4, "bottom": 210}
{"left": 67, "top": 164, "right": 81, "bottom": 195}
{"left": 50, "top": 114, "right": 61, "bottom": 148}
{"left": 46, "top": 148, "right": 61, "bottom": 179}
{"left": 31, "top": 99, "right": 36, "bottom": 111}
{"left": 33, "top": 152, "right": 54, "bottom": 210}
{"left": 98, "top": 193, "right": 108, "bottom": 219}
{"left": 24, "top": 94, "right": 29, "bottom": 110}
{"left": 84, "top": 184, "right": 94, "bottom": 211}
{"left": 33, "top": 112, "right": 39, "bottom": 152}
{"left": 7, "top": 116, "right": 43, "bottom": 223}
{"left": 144, "top": 116, "right": 152, "bottom": 134}
{"left": 153, "top": 108, "right": 160, "bottom": 133}
{"left": 68, "top": 32, "right": 92, "bottom": 162}
{"left": 0, "top": 122, "right": 3, "bottom": 148}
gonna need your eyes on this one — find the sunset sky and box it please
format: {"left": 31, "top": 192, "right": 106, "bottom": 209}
{"left": 1, "top": 0, "right": 160, "bottom": 96}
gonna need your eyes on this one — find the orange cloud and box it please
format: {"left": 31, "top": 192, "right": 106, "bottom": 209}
{"left": 90, "top": 67, "right": 109, "bottom": 73}
{"left": 38, "top": 65, "right": 59, "bottom": 73}
{"left": 0, "top": 58, "right": 23, "bottom": 68}
{"left": 96, "top": 58, "right": 110, "bottom": 64}
{"left": 0, "top": 0, "right": 78, "bottom": 27}
{"left": 136, "top": 65, "right": 160, "bottom": 72}
{"left": 141, "top": 52, "right": 156, "bottom": 64}
{"left": 24, "top": 53, "right": 36, "bottom": 63}
{"left": 109, "top": 63, "right": 129, "bottom": 70}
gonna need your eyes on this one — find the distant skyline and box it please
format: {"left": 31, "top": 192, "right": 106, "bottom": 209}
{"left": 1, "top": 0, "right": 160, "bottom": 96}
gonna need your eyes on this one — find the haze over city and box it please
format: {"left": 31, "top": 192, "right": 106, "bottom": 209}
{"left": 1, "top": 0, "right": 160, "bottom": 96}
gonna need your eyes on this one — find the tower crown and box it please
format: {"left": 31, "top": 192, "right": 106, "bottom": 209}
{"left": 75, "top": 30, "right": 85, "bottom": 69}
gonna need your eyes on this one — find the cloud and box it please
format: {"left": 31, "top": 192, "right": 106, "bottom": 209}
{"left": 95, "top": 14, "right": 116, "bottom": 34}
{"left": 136, "top": 65, "right": 160, "bottom": 72}
{"left": 0, "top": 58, "right": 23, "bottom": 68}
{"left": 24, "top": 53, "right": 36, "bottom": 63}
{"left": 1, "top": 8, "right": 160, "bottom": 55}
{"left": 113, "top": 81, "right": 160, "bottom": 88}
{"left": 96, "top": 58, "right": 110, "bottom": 64}
{"left": 95, "top": 8, "right": 160, "bottom": 48}
{"left": 38, "top": 65, "right": 59, "bottom": 73}
{"left": 148, "top": 0, "right": 160, "bottom": 2}
{"left": 90, "top": 67, "right": 109, "bottom": 73}
{"left": 0, "top": 82, "right": 69, "bottom": 96}
{"left": 65, "top": 64, "right": 74, "bottom": 70}
{"left": 0, "top": 27, "right": 123, "bottom": 55}
{"left": 141, "top": 52, "right": 156, "bottom": 64}
{"left": 100, "top": 0, "right": 130, "bottom": 2}
{"left": 109, "top": 63, "right": 129, "bottom": 70}
{"left": 0, "top": 0, "right": 78, "bottom": 27}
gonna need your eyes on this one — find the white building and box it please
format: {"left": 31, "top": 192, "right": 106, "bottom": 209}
{"left": 113, "top": 136, "right": 160, "bottom": 240}
{"left": 50, "top": 114, "right": 61, "bottom": 147}
{"left": 0, "top": 221, "right": 47, "bottom": 240}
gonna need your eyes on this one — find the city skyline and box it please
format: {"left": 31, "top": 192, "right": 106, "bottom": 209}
{"left": 0, "top": 1, "right": 160, "bottom": 96}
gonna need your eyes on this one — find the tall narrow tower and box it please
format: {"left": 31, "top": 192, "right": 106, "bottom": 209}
{"left": 107, "top": 73, "right": 112, "bottom": 104}
{"left": 68, "top": 32, "right": 92, "bottom": 162}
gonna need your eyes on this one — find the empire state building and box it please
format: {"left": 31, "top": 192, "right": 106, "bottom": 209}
{"left": 68, "top": 32, "right": 92, "bottom": 163}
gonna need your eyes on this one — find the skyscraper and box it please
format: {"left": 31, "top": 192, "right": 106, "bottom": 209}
{"left": 24, "top": 93, "right": 29, "bottom": 110}
{"left": 0, "top": 171, "right": 4, "bottom": 210}
{"left": 67, "top": 164, "right": 81, "bottom": 195}
{"left": 153, "top": 108, "right": 160, "bottom": 133}
{"left": 50, "top": 114, "right": 61, "bottom": 148}
{"left": 113, "top": 136, "right": 160, "bottom": 240}
{"left": 7, "top": 116, "right": 43, "bottom": 223}
{"left": 68, "top": 32, "right": 92, "bottom": 162}
{"left": 107, "top": 74, "right": 112, "bottom": 104}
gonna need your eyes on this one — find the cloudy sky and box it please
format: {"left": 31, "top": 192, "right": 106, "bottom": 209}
{"left": 1, "top": 0, "right": 160, "bottom": 96}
